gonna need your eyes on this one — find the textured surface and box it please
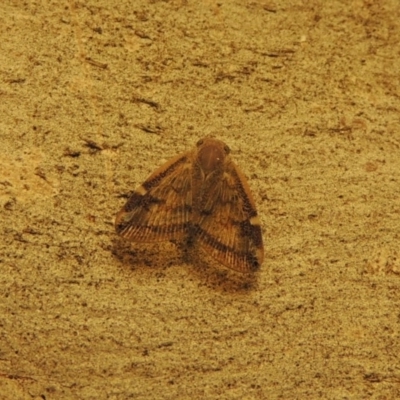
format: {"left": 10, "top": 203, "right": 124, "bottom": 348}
{"left": 1, "top": 1, "right": 400, "bottom": 399}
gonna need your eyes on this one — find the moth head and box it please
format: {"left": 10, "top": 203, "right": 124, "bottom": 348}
{"left": 196, "top": 138, "right": 230, "bottom": 173}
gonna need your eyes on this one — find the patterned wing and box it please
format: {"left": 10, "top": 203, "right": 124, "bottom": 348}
{"left": 115, "top": 151, "right": 193, "bottom": 242}
{"left": 192, "top": 158, "right": 264, "bottom": 273}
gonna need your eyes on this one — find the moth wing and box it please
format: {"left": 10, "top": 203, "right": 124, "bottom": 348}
{"left": 115, "top": 151, "right": 193, "bottom": 242}
{"left": 193, "top": 161, "right": 264, "bottom": 273}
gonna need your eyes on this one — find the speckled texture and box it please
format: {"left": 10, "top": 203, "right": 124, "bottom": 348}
{"left": 1, "top": 1, "right": 400, "bottom": 399}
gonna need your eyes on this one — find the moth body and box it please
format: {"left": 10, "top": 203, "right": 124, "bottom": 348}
{"left": 115, "top": 137, "right": 264, "bottom": 272}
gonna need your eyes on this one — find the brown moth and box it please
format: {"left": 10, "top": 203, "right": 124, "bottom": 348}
{"left": 115, "top": 137, "right": 264, "bottom": 273}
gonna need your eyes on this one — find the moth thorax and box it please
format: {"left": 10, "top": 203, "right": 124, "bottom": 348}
{"left": 197, "top": 144, "right": 225, "bottom": 174}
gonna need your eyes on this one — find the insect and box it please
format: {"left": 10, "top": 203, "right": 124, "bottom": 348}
{"left": 115, "top": 137, "right": 264, "bottom": 273}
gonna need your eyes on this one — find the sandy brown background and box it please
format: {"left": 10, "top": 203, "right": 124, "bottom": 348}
{"left": 1, "top": 0, "right": 400, "bottom": 399}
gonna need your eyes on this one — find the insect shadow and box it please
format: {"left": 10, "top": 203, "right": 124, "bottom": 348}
{"left": 112, "top": 236, "right": 259, "bottom": 293}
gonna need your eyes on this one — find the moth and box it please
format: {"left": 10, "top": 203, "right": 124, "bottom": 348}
{"left": 115, "top": 137, "right": 264, "bottom": 273}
